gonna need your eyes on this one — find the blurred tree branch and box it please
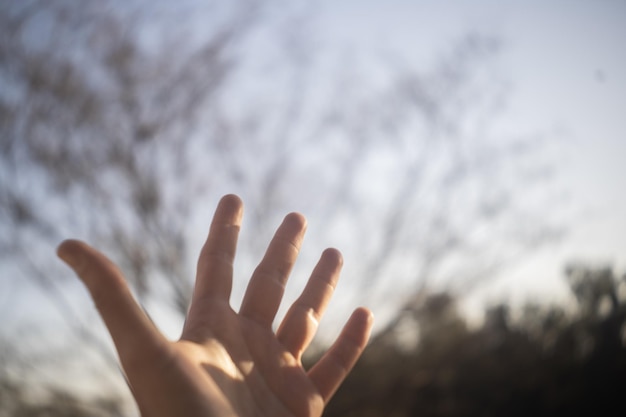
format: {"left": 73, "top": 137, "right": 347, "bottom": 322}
{"left": 1, "top": 1, "right": 567, "bottom": 413}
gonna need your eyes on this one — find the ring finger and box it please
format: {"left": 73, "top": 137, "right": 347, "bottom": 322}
{"left": 276, "top": 248, "right": 343, "bottom": 360}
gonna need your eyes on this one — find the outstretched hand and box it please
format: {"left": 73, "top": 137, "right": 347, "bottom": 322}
{"left": 57, "top": 194, "right": 373, "bottom": 417}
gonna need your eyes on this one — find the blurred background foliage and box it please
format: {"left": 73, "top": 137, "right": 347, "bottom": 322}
{"left": 0, "top": 0, "right": 622, "bottom": 416}
{"left": 321, "top": 264, "right": 626, "bottom": 417}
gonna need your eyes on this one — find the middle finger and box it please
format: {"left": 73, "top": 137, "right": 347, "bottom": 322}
{"left": 239, "top": 212, "right": 307, "bottom": 328}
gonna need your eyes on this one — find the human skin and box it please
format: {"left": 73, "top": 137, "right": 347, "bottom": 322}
{"left": 57, "top": 194, "right": 373, "bottom": 417}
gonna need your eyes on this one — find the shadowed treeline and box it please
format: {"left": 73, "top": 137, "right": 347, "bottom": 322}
{"left": 322, "top": 264, "right": 626, "bottom": 417}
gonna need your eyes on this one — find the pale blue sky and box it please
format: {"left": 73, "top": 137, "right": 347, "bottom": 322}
{"left": 302, "top": 0, "right": 626, "bottom": 318}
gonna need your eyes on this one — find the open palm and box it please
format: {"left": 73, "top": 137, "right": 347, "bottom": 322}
{"left": 57, "top": 195, "right": 373, "bottom": 417}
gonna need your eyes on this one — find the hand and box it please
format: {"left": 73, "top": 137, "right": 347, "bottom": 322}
{"left": 57, "top": 194, "right": 373, "bottom": 417}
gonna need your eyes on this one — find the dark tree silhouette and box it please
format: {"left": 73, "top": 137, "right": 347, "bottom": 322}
{"left": 322, "top": 264, "right": 626, "bottom": 417}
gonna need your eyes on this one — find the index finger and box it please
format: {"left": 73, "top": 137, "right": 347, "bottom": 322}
{"left": 190, "top": 194, "right": 243, "bottom": 305}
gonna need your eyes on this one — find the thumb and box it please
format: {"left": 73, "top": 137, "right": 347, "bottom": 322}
{"left": 56, "top": 239, "right": 168, "bottom": 370}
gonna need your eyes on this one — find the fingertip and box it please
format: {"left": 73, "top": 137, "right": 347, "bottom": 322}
{"left": 215, "top": 194, "right": 244, "bottom": 222}
{"left": 208, "top": 195, "right": 244, "bottom": 236}
{"left": 57, "top": 239, "right": 87, "bottom": 271}
{"left": 57, "top": 238, "right": 87, "bottom": 251}
{"left": 219, "top": 194, "right": 243, "bottom": 211}
{"left": 283, "top": 211, "right": 307, "bottom": 230}
{"left": 321, "top": 248, "right": 343, "bottom": 267}
{"left": 353, "top": 306, "right": 374, "bottom": 324}
{"left": 347, "top": 307, "right": 374, "bottom": 345}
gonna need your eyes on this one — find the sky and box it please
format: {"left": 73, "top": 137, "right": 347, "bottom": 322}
{"left": 309, "top": 0, "right": 626, "bottom": 318}
{"left": 5, "top": 0, "right": 626, "bottom": 314}
{"left": 2, "top": 0, "right": 625, "bottom": 402}
{"left": 3, "top": 0, "right": 625, "bottom": 330}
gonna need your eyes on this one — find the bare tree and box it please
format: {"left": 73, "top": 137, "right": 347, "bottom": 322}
{"left": 1, "top": 1, "right": 565, "bottom": 413}
{"left": 0, "top": 0, "right": 271, "bottom": 410}
{"left": 286, "top": 34, "right": 567, "bottom": 333}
